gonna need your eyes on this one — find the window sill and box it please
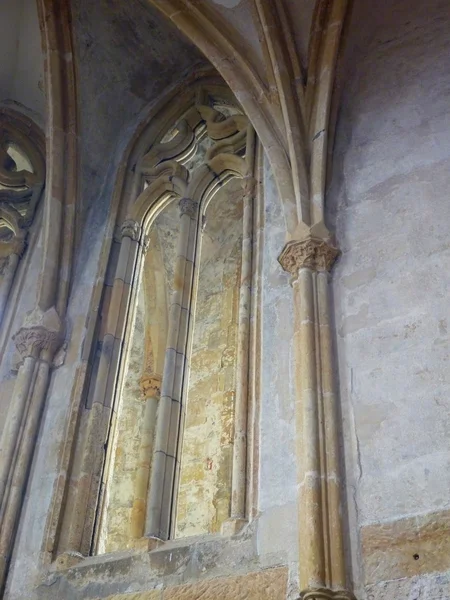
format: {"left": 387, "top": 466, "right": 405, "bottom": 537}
{"left": 51, "top": 519, "right": 250, "bottom": 574}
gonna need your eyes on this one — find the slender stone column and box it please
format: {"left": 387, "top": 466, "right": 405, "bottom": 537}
{"left": 146, "top": 197, "right": 198, "bottom": 541}
{"left": 224, "top": 175, "right": 254, "bottom": 535}
{"left": 279, "top": 236, "right": 355, "bottom": 600}
{"left": 0, "top": 355, "right": 35, "bottom": 510}
{"left": 0, "top": 308, "right": 61, "bottom": 592}
{"left": 0, "top": 235, "right": 26, "bottom": 326}
{"left": 130, "top": 374, "right": 161, "bottom": 539}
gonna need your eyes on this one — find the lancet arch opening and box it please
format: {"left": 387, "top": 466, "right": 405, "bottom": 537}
{"left": 56, "top": 80, "right": 261, "bottom": 557}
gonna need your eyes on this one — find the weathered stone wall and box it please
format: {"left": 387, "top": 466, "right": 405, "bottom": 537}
{"left": 37, "top": 532, "right": 288, "bottom": 599}
{"left": 96, "top": 566, "right": 288, "bottom": 600}
{"left": 328, "top": 0, "right": 450, "bottom": 595}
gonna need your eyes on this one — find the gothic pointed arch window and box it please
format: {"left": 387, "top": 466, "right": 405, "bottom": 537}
{"left": 56, "top": 82, "right": 261, "bottom": 558}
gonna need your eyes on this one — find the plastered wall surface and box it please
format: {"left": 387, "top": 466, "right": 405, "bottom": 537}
{"left": 71, "top": 0, "right": 206, "bottom": 226}
{"left": 257, "top": 159, "right": 298, "bottom": 569}
{"left": 206, "top": 0, "right": 264, "bottom": 80}
{"left": 328, "top": 0, "right": 450, "bottom": 594}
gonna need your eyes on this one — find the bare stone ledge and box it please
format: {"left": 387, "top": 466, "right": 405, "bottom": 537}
{"left": 38, "top": 527, "right": 290, "bottom": 600}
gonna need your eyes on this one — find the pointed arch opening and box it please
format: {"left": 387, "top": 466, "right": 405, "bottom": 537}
{"left": 55, "top": 79, "right": 263, "bottom": 558}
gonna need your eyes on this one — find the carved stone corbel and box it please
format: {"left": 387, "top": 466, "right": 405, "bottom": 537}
{"left": 7, "top": 232, "right": 27, "bottom": 259}
{"left": 13, "top": 324, "right": 61, "bottom": 361}
{"left": 140, "top": 373, "right": 162, "bottom": 399}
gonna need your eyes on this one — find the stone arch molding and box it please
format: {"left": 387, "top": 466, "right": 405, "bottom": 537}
{"left": 147, "top": 0, "right": 350, "bottom": 244}
{"left": 55, "top": 80, "right": 258, "bottom": 561}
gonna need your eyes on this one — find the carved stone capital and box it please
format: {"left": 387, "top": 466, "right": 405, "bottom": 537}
{"left": 140, "top": 373, "right": 162, "bottom": 399}
{"left": 179, "top": 197, "right": 198, "bottom": 219}
{"left": 279, "top": 237, "right": 340, "bottom": 276}
{"left": 13, "top": 326, "right": 61, "bottom": 360}
{"left": 121, "top": 219, "right": 141, "bottom": 241}
{"left": 301, "top": 588, "right": 356, "bottom": 600}
{"left": 12, "top": 307, "right": 63, "bottom": 360}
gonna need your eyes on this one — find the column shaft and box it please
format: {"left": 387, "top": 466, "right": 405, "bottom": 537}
{"left": 0, "top": 356, "right": 35, "bottom": 508}
{"left": 0, "top": 307, "right": 61, "bottom": 594}
{"left": 317, "top": 271, "right": 346, "bottom": 589}
{"left": 146, "top": 198, "right": 198, "bottom": 541}
{"left": 130, "top": 375, "right": 160, "bottom": 539}
{"left": 0, "top": 360, "right": 50, "bottom": 585}
{"left": 279, "top": 236, "right": 355, "bottom": 600}
{"left": 229, "top": 182, "right": 253, "bottom": 526}
{"left": 294, "top": 268, "right": 325, "bottom": 590}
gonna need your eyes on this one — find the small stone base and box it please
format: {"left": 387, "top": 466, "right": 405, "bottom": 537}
{"left": 128, "top": 536, "right": 165, "bottom": 552}
{"left": 146, "top": 536, "right": 165, "bottom": 551}
{"left": 221, "top": 518, "right": 248, "bottom": 536}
